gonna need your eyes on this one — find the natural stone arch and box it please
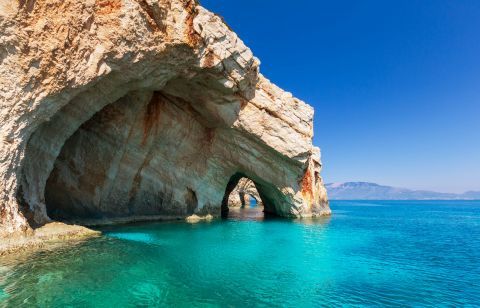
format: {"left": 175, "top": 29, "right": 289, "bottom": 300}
{"left": 221, "top": 173, "right": 274, "bottom": 218}
{"left": 220, "top": 170, "right": 311, "bottom": 218}
{"left": 227, "top": 178, "right": 262, "bottom": 208}
{"left": 0, "top": 0, "right": 330, "bottom": 236}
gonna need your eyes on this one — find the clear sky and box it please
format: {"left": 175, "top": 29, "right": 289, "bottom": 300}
{"left": 201, "top": 0, "right": 480, "bottom": 193}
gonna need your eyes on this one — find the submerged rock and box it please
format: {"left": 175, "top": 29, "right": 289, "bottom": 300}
{"left": 0, "top": 0, "right": 330, "bottom": 237}
{"left": 0, "top": 222, "right": 100, "bottom": 256}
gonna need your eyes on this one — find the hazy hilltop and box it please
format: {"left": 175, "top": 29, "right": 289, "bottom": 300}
{"left": 326, "top": 182, "right": 480, "bottom": 200}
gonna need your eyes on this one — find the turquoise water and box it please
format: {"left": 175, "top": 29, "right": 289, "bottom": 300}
{"left": 1, "top": 200, "right": 480, "bottom": 306}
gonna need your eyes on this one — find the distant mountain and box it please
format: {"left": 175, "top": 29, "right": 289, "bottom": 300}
{"left": 325, "top": 182, "right": 480, "bottom": 200}
{"left": 462, "top": 191, "right": 480, "bottom": 199}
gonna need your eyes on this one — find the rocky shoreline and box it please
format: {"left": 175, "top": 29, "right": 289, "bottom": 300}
{"left": 0, "top": 0, "right": 329, "bottom": 242}
{"left": 0, "top": 214, "right": 220, "bottom": 256}
{"left": 0, "top": 222, "right": 100, "bottom": 256}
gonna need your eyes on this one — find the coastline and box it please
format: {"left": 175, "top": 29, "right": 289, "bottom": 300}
{"left": 0, "top": 214, "right": 218, "bottom": 256}
{"left": 0, "top": 222, "right": 100, "bottom": 257}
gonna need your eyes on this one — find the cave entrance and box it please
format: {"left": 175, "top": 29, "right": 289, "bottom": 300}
{"left": 221, "top": 173, "right": 273, "bottom": 220}
{"left": 43, "top": 90, "right": 196, "bottom": 223}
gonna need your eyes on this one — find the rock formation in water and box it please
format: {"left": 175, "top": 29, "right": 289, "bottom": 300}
{"left": 227, "top": 178, "right": 262, "bottom": 208}
{"left": 0, "top": 0, "right": 330, "bottom": 236}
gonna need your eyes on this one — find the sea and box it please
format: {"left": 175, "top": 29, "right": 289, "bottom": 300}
{"left": 1, "top": 200, "right": 479, "bottom": 307}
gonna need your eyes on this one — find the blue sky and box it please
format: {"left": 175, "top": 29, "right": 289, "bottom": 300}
{"left": 201, "top": 0, "right": 480, "bottom": 193}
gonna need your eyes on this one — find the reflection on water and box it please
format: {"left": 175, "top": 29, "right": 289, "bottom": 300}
{"left": 226, "top": 206, "right": 266, "bottom": 221}
{"left": 294, "top": 215, "right": 332, "bottom": 226}
{"left": 1, "top": 200, "right": 480, "bottom": 306}
{"left": 227, "top": 205, "right": 332, "bottom": 227}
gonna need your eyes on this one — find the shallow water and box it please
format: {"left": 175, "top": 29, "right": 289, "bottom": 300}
{"left": 1, "top": 200, "right": 480, "bottom": 307}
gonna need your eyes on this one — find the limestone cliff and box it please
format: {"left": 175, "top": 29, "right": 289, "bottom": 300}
{"left": 0, "top": 0, "right": 330, "bottom": 236}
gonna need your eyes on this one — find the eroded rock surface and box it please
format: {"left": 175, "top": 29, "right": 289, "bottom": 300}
{"left": 227, "top": 178, "right": 262, "bottom": 208}
{"left": 0, "top": 0, "right": 329, "bottom": 236}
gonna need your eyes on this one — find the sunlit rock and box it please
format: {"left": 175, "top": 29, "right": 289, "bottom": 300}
{"left": 0, "top": 0, "right": 330, "bottom": 236}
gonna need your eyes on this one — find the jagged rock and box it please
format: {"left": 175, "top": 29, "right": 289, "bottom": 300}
{"left": 0, "top": 0, "right": 330, "bottom": 236}
{"left": 227, "top": 178, "right": 262, "bottom": 208}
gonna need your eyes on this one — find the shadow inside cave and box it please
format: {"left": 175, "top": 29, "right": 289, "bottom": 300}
{"left": 221, "top": 173, "right": 280, "bottom": 221}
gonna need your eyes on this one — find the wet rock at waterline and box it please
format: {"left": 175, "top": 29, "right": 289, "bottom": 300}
{"left": 0, "top": 0, "right": 330, "bottom": 237}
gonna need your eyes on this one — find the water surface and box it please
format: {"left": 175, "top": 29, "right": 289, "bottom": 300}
{"left": 1, "top": 200, "right": 479, "bottom": 306}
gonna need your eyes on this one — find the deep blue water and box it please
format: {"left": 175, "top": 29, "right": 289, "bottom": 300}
{"left": 1, "top": 200, "right": 479, "bottom": 306}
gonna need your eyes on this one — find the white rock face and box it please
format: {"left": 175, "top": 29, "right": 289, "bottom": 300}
{"left": 0, "top": 0, "right": 330, "bottom": 236}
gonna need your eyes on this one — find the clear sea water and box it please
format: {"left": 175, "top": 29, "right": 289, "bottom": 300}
{"left": 1, "top": 200, "right": 480, "bottom": 307}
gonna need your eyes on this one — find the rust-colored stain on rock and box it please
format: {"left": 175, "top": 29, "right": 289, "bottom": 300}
{"left": 136, "top": 0, "right": 166, "bottom": 32}
{"left": 184, "top": 0, "right": 201, "bottom": 46}
{"left": 0, "top": 0, "right": 330, "bottom": 239}
{"left": 95, "top": 0, "right": 122, "bottom": 15}
{"left": 18, "top": 0, "right": 36, "bottom": 13}
{"left": 300, "top": 166, "right": 314, "bottom": 206}
{"left": 203, "top": 50, "right": 216, "bottom": 68}
{"left": 142, "top": 92, "right": 164, "bottom": 145}
{"left": 203, "top": 127, "right": 216, "bottom": 145}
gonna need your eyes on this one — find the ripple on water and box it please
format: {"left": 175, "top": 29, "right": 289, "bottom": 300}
{"left": 107, "top": 232, "right": 157, "bottom": 244}
{"left": 0, "top": 201, "right": 479, "bottom": 306}
{"left": 129, "top": 282, "right": 165, "bottom": 306}
{"left": 0, "top": 288, "right": 7, "bottom": 301}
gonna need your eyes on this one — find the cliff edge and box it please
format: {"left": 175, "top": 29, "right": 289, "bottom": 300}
{"left": 0, "top": 0, "right": 330, "bottom": 237}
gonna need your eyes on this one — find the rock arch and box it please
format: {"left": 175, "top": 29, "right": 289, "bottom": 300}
{"left": 0, "top": 0, "right": 330, "bottom": 236}
{"left": 221, "top": 173, "right": 280, "bottom": 218}
{"left": 227, "top": 178, "right": 262, "bottom": 208}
